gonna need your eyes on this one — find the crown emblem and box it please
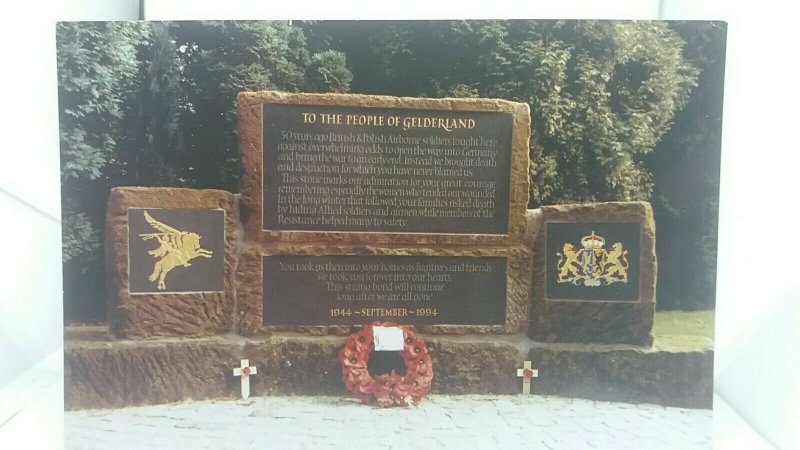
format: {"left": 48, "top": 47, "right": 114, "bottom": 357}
{"left": 580, "top": 231, "right": 605, "bottom": 250}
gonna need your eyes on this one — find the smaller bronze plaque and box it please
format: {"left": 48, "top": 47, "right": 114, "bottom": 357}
{"left": 545, "top": 222, "right": 640, "bottom": 302}
{"left": 127, "top": 208, "right": 225, "bottom": 294}
{"left": 263, "top": 255, "right": 507, "bottom": 325}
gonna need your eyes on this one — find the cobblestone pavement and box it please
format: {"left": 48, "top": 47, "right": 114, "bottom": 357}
{"left": 65, "top": 395, "right": 712, "bottom": 449}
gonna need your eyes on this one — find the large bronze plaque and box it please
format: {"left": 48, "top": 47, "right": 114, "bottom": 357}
{"left": 128, "top": 208, "right": 225, "bottom": 294}
{"left": 262, "top": 103, "right": 513, "bottom": 234}
{"left": 262, "top": 255, "right": 507, "bottom": 325}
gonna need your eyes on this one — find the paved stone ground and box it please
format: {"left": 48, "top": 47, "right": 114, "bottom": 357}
{"left": 65, "top": 395, "right": 712, "bottom": 449}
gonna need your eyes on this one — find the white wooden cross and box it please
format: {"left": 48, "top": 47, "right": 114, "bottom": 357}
{"left": 233, "top": 359, "right": 257, "bottom": 399}
{"left": 516, "top": 361, "right": 539, "bottom": 395}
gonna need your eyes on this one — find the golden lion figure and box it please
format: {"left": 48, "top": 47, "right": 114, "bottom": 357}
{"left": 601, "top": 242, "right": 628, "bottom": 283}
{"left": 139, "top": 211, "right": 213, "bottom": 290}
{"left": 556, "top": 243, "right": 582, "bottom": 283}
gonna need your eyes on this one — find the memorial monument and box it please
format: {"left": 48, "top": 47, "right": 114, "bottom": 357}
{"left": 63, "top": 90, "right": 712, "bottom": 410}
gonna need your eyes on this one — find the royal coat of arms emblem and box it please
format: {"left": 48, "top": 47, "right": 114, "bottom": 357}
{"left": 556, "top": 231, "right": 628, "bottom": 287}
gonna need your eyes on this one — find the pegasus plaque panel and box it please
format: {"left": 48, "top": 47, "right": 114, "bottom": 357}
{"left": 128, "top": 208, "right": 225, "bottom": 294}
{"left": 545, "top": 222, "right": 640, "bottom": 302}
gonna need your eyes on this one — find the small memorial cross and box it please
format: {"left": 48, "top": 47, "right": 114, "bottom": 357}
{"left": 516, "top": 361, "right": 539, "bottom": 395}
{"left": 233, "top": 359, "right": 258, "bottom": 399}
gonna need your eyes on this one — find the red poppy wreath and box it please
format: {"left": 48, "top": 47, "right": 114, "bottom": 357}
{"left": 339, "top": 322, "right": 433, "bottom": 407}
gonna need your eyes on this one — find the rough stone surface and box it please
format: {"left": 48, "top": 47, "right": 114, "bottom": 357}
{"left": 237, "top": 91, "right": 531, "bottom": 247}
{"left": 528, "top": 202, "right": 657, "bottom": 346}
{"left": 235, "top": 243, "right": 532, "bottom": 336}
{"left": 105, "top": 187, "right": 239, "bottom": 338}
{"left": 64, "top": 325, "right": 711, "bottom": 410}
{"left": 430, "top": 340, "right": 521, "bottom": 394}
{"left": 65, "top": 395, "right": 713, "bottom": 450}
{"left": 64, "top": 335, "right": 239, "bottom": 410}
{"left": 528, "top": 342, "right": 713, "bottom": 409}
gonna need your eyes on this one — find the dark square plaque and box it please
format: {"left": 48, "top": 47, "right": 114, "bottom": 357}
{"left": 262, "top": 103, "right": 513, "bottom": 234}
{"left": 128, "top": 208, "right": 225, "bottom": 294}
{"left": 262, "top": 255, "right": 507, "bottom": 325}
{"left": 545, "top": 222, "right": 640, "bottom": 302}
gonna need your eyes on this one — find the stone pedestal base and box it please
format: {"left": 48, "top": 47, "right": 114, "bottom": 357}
{"left": 65, "top": 320, "right": 711, "bottom": 410}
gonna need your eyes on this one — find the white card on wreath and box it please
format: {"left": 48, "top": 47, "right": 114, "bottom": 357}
{"left": 373, "top": 326, "right": 404, "bottom": 351}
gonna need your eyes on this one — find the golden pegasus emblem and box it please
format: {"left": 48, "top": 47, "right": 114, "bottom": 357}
{"left": 556, "top": 231, "right": 628, "bottom": 287}
{"left": 138, "top": 211, "right": 213, "bottom": 290}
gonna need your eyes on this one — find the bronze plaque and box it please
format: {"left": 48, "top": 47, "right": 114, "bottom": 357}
{"left": 127, "top": 208, "right": 225, "bottom": 294}
{"left": 263, "top": 255, "right": 507, "bottom": 325}
{"left": 262, "top": 103, "right": 513, "bottom": 234}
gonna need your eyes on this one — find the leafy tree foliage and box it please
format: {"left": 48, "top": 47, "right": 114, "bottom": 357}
{"left": 308, "top": 50, "right": 353, "bottom": 93}
{"left": 58, "top": 22, "right": 143, "bottom": 264}
{"left": 173, "top": 21, "right": 314, "bottom": 189}
{"left": 648, "top": 22, "right": 726, "bottom": 309}
{"left": 315, "top": 20, "right": 698, "bottom": 206}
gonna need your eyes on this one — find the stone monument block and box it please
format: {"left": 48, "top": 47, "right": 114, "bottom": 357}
{"left": 105, "top": 187, "right": 238, "bottom": 338}
{"left": 527, "top": 202, "right": 657, "bottom": 345}
{"left": 234, "top": 91, "right": 533, "bottom": 335}
{"left": 237, "top": 91, "right": 531, "bottom": 246}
